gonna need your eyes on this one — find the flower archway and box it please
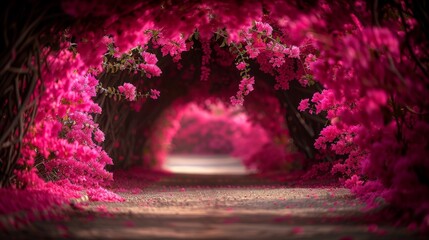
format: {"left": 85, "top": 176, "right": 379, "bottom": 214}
{"left": 1, "top": 0, "right": 429, "bottom": 229}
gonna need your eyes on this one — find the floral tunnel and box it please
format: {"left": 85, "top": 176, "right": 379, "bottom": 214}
{"left": 1, "top": 0, "right": 429, "bottom": 230}
{"left": 95, "top": 37, "right": 316, "bottom": 174}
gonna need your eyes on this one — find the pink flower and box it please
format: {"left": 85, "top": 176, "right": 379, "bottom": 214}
{"left": 269, "top": 57, "right": 285, "bottom": 67}
{"left": 305, "top": 54, "right": 316, "bottom": 65}
{"left": 230, "top": 96, "right": 244, "bottom": 106}
{"left": 299, "top": 76, "right": 309, "bottom": 86}
{"left": 150, "top": 89, "right": 160, "bottom": 99}
{"left": 289, "top": 46, "right": 300, "bottom": 58}
{"left": 298, "top": 99, "right": 309, "bottom": 111}
{"left": 118, "top": 83, "right": 136, "bottom": 101}
{"left": 238, "top": 76, "right": 255, "bottom": 95}
{"left": 255, "top": 22, "right": 273, "bottom": 36}
{"left": 101, "top": 36, "right": 113, "bottom": 45}
{"left": 94, "top": 129, "right": 105, "bottom": 143}
{"left": 142, "top": 52, "right": 158, "bottom": 64}
{"left": 236, "top": 62, "right": 246, "bottom": 70}
{"left": 140, "top": 64, "right": 162, "bottom": 78}
{"left": 245, "top": 45, "right": 260, "bottom": 59}
{"left": 344, "top": 174, "right": 363, "bottom": 188}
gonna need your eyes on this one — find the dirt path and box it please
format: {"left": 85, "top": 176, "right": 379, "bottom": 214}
{"left": 2, "top": 172, "right": 419, "bottom": 240}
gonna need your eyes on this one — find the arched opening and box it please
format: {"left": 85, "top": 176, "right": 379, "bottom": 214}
{"left": 163, "top": 101, "right": 268, "bottom": 175}
{"left": 164, "top": 102, "right": 258, "bottom": 174}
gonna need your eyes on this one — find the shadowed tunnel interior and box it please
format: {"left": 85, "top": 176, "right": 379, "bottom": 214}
{"left": 94, "top": 39, "right": 325, "bottom": 172}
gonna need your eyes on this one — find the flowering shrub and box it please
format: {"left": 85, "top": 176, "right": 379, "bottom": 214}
{"left": 170, "top": 103, "right": 268, "bottom": 155}
{"left": 292, "top": 1, "right": 429, "bottom": 227}
{"left": 171, "top": 104, "right": 242, "bottom": 155}
{"left": 118, "top": 83, "right": 137, "bottom": 101}
{"left": 18, "top": 47, "right": 112, "bottom": 188}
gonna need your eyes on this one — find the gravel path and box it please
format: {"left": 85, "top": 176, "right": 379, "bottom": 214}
{"left": 1, "top": 172, "right": 420, "bottom": 239}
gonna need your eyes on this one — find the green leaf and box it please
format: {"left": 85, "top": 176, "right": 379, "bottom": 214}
{"left": 220, "top": 40, "right": 226, "bottom": 48}
{"left": 215, "top": 33, "right": 220, "bottom": 41}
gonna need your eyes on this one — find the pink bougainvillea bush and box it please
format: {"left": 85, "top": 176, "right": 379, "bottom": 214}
{"left": 293, "top": 2, "right": 429, "bottom": 227}
{"left": 1, "top": 0, "right": 429, "bottom": 231}
{"left": 170, "top": 103, "right": 268, "bottom": 155}
{"left": 1, "top": 45, "right": 123, "bottom": 229}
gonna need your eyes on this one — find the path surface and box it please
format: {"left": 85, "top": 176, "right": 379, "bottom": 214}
{"left": 2, "top": 155, "right": 420, "bottom": 239}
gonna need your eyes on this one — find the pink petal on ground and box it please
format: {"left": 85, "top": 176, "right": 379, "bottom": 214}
{"left": 273, "top": 215, "right": 290, "bottom": 223}
{"left": 86, "top": 214, "right": 95, "bottom": 221}
{"left": 223, "top": 217, "right": 240, "bottom": 224}
{"left": 124, "top": 220, "right": 135, "bottom": 227}
{"left": 367, "top": 224, "right": 386, "bottom": 235}
{"left": 291, "top": 226, "right": 303, "bottom": 235}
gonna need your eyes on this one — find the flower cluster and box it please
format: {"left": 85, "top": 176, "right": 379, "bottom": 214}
{"left": 170, "top": 103, "right": 267, "bottom": 155}
{"left": 118, "top": 83, "right": 137, "bottom": 101}
{"left": 231, "top": 76, "right": 255, "bottom": 104}
{"left": 150, "top": 89, "right": 160, "bottom": 99}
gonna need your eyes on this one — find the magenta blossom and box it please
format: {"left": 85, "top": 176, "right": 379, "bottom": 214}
{"left": 236, "top": 62, "right": 246, "bottom": 70}
{"left": 150, "top": 89, "right": 160, "bottom": 99}
{"left": 142, "top": 52, "right": 158, "bottom": 64}
{"left": 255, "top": 21, "right": 273, "bottom": 36}
{"left": 94, "top": 129, "right": 105, "bottom": 143}
{"left": 140, "top": 64, "right": 162, "bottom": 78}
{"left": 118, "top": 83, "right": 136, "bottom": 101}
{"left": 298, "top": 99, "right": 309, "bottom": 111}
{"left": 289, "top": 46, "right": 300, "bottom": 58}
